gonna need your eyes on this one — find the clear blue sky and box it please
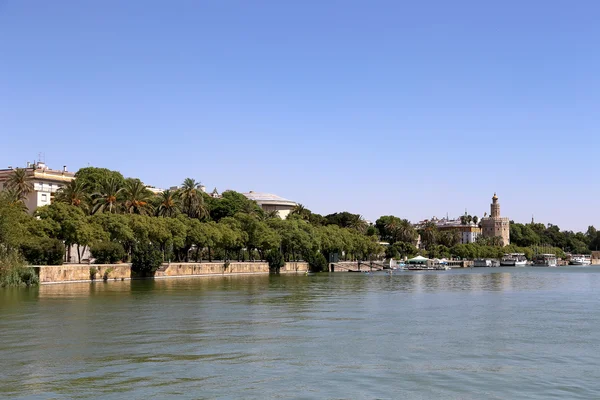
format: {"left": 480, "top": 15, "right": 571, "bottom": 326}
{"left": 1, "top": 1, "right": 598, "bottom": 231}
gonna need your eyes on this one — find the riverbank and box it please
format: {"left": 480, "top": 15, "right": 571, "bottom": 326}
{"left": 34, "top": 261, "right": 309, "bottom": 284}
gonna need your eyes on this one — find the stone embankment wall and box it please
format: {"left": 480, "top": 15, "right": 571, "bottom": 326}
{"left": 35, "top": 262, "right": 309, "bottom": 284}
{"left": 155, "top": 261, "right": 308, "bottom": 278}
{"left": 35, "top": 264, "right": 132, "bottom": 284}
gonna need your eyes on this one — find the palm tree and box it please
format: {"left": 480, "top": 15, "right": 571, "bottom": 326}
{"left": 0, "top": 187, "right": 28, "bottom": 211}
{"left": 419, "top": 221, "right": 438, "bottom": 250}
{"left": 395, "top": 219, "right": 418, "bottom": 244}
{"left": 385, "top": 218, "right": 417, "bottom": 244}
{"left": 55, "top": 180, "right": 90, "bottom": 211}
{"left": 92, "top": 177, "right": 124, "bottom": 214}
{"left": 241, "top": 200, "right": 261, "bottom": 218}
{"left": 5, "top": 168, "right": 33, "bottom": 200}
{"left": 261, "top": 209, "right": 280, "bottom": 220}
{"left": 291, "top": 204, "right": 310, "bottom": 220}
{"left": 349, "top": 214, "right": 368, "bottom": 234}
{"left": 156, "top": 190, "right": 180, "bottom": 218}
{"left": 179, "top": 178, "right": 208, "bottom": 219}
{"left": 122, "top": 179, "right": 153, "bottom": 215}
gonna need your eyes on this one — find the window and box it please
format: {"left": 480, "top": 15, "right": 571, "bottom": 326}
{"left": 41, "top": 194, "right": 48, "bottom": 202}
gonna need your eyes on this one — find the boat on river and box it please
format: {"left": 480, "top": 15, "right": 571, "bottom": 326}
{"left": 500, "top": 253, "right": 528, "bottom": 267}
{"left": 569, "top": 255, "right": 592, "bottom": 266}
{"left": 532, "top": 254, "right": 557, "bottom": 267}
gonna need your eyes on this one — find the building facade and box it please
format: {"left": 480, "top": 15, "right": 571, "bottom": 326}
{"left": 416, "top": 216, "right": 482, "bottom": 245}
{"left": 0, "top": 162, "right": 75, "bottom": 213}
{"left": 480, "top": 193, "right": 510, "bottom": 246}
{"left": 438, "top": 222, "right": 482, "bottom": 244}
{"left": 242, "top": 191, "right": 297, "bottom": 219}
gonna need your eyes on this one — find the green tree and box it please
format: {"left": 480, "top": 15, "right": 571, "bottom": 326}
{"left": 217, "top": 219, "right": 244, "bottom": 261}
{"left": 187, "top": 220, "right": 222, "bottom": 262}
{"left": 75, "top": 167, "right": 125, "bottom": 193}
{"left": 54, "top": 179, "right": 90, "bottom": 212}
{"left": 131, "top": 241, "right": 163, "bottom": 276}
{"left": 90, "top": 242, "right": 126, "bottom": 264}
{"left": 156, "top": 189, "right": 180, "bottom": 218}
{"left": 419, "top": 221, "right": 438, "bottom": 250}
{"left": 37, "top": 203, "right": 108, "bottom": 263}
{"left": 265, "top": 249, "right": 285, "bottom": 273}
{"left": 209, "top": 191, "right": 262, "bottom": 221}
{"left": 92, "top": 177, "right": 124, "bottom": 214}
{"left": 123, "top": 179, "right": 154, "bottom": 215}
{"left": 5, "top": 168, "right": 33, "bottom": 202}
{"left": 179, "top": 178, "right": 208, "bottom": 219}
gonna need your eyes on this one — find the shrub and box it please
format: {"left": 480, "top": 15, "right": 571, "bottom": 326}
{"left": 265, "top": 249, "right": 285, "bottom": 273}
{"left": 91, "top": 242, "right": 125, "bottom": 264}
{"left": 90, "top": 267, "right": 98, "bottom": 280}
{"left": 20, "top": 238, "right": 65, "bottom": 265}
{"left": 0, "top": 248, "right": 38, "bottom": 287}
{"left": 103, "top": 267, "right": 115, "bottom": 281}
{"left": 131, "top": 242, "right": 163, "bottom": 276}
{"left": 305, "top": 251, "right": 328, "bottom": 272}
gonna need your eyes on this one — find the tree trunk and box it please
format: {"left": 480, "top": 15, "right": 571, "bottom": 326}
{"left": 208, "top": 246, "right": 212, "bottom": 262}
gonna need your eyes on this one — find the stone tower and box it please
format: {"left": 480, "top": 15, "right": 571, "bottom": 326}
{"left": 480, "top": 193, "right": 510, "bottom": 246}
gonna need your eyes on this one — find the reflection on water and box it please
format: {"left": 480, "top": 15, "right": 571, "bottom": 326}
{"left": 2, "top": 267, "right": 600, "bottom": 399}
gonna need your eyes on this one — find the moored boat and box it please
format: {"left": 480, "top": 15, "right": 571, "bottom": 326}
{"left": 474, "top": 259, "right": 500, "bottom": 267}
{"left": 569, "top": 255, "right": 592, "bottom": 266}
{"left": 500, "top": 253, "right": 527, "bottom": 267}
{"left": 532, "top": 254, "right": 557, "bottom": 267}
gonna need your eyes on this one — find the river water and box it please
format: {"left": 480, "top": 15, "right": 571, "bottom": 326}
{"left": 1, "top": 267, "right": 600, "bottom": 399}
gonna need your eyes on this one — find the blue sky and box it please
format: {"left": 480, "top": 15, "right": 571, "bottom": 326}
{"left": 1, "top": 1, "right": 598, "bottom": 231}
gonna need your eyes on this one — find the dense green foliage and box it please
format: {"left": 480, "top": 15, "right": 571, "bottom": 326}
{"left": 131, "top": 242, "right": 163, "bottom": 276}
{"left": 265, "top": 249, "right": 285, "bottom": 273}
{"left": 91, "top": 242, "right": 126, "bottom": 264}
{"left": 20, "top": 238, "right": 65, "bottom": 265}
{"left": 305, "top": 251, "right": 328, "bottom": 272}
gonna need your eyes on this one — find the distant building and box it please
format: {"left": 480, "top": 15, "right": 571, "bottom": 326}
{"left": 437, "top": 219, "right": 482, "bottom": 244}
{"left": 480, "top": 193, "right": 510, "bottom": 246}
{"left": 0, "top": 162, "right": 75, "bottom": 213}
{"left": 146, "top": 186, "right": 164, "bottom": 194}
{"left": 242, "top": 191, "right": 297, "bottom": 219}
{"left": 416, "top": 215, "right": 482, "bottom": 244}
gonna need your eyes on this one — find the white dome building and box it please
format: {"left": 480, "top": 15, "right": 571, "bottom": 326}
{"left": 242, "top": 191, "right": 297, "bottom": 219}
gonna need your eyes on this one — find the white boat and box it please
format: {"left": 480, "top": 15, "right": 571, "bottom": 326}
{"left": 532, "top": 254, "right": 557, "bottom": 267}
{"left": 474, "top": 259, "right": 496, "bottom": 267}
{"left": 569, "top": 255, "right": 591, "bottom": 266}
{"left": 500, "top": 253, "right": 527, "bottom": 267}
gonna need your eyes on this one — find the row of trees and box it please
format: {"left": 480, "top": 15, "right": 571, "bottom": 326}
{"left": 0, "top": 168, "right": 385, "bottom": 280}
{"left": 2, "top": 166, "right": 599, "bottom": 285}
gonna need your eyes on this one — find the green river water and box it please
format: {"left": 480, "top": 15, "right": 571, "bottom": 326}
{"left": 1, "top": 267, "right": 599, "bottom": 399}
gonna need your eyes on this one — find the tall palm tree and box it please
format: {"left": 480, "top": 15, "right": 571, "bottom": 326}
{"left": 92, "top": 177, "right": 124, "bottom": 214}
{"left": 5, "top": 168, "right": 33, "bottom": 200}
{"left": 123, "top": 179, "right": 154, "bottom": 215}
{"left": 179, "top": 178, "right": 207, "bottom": 219}
{"left": 395, "top": 219, "right": 418, "bottom": 244}
{"left": 419, "top": 221, "right": 438, "bottom": 250}
{"left": 55, "top": 179, "right": 90, "bottom": 211}
{"left": 156, "top": 190, "right": 180, "bottom": 218}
